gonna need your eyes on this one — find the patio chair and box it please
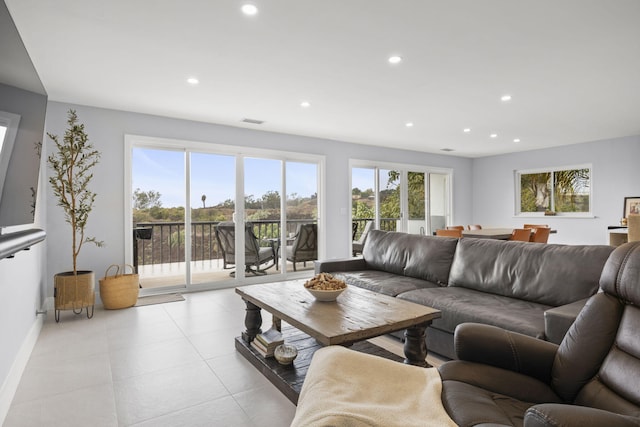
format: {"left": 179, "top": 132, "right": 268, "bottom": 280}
{"left": 215, "top": 221, "right": 275, "bottom": 276}
{"left": 352, "top": 220, "right": 373, "bottom": 256}
{"left": 283, "top": 223, "right": 317, "bottom": 271}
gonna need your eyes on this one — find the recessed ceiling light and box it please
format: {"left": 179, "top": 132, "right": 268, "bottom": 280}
{"left": 463, "top": 128, "right": 471, "bottom": 133}
{"left": 513, "top": 138, "right": 521, "bottom": 143}
{"left": 405, "top": 122, "right": 414, "bottom": 127}
{"left": 490, "top": 133, "right": 498, "bottom": 138}
{"left": 388, "top": 55, "right": 402, "bottom": 64}
{"left": 187, "top": 77, "right": 199, "bottom": 85}
{"left": 241, "top": 4, "right": 258, "bottom": 15}
{"left": 300, "top": 101, "right": 311, "bottom": 108}
{"left": 501, "top": 94, "right": 512, "bottom": 102}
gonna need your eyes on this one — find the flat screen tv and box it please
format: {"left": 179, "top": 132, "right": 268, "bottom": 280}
{"left": 0, "top": 0, "right": 47, "bottom": 229}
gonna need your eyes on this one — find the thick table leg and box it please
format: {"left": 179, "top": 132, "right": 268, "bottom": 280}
{"left": 403, "top": 322, "right": 430, "bottom": 367}
{"left": 241, "top": 299, "right": 262, "bottom": 343}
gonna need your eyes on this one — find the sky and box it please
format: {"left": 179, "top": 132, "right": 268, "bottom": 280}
{"left": 132, "top": 148, "right": 319, "bottom": 208}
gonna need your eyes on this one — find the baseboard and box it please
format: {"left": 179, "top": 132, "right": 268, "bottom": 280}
{"left": 0, "top": 307, "right": 45, "bottom": 425}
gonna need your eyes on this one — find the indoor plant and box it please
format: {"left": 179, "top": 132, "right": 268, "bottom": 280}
{"left": 48, "top": 109, "right": 103, "bottom": 322}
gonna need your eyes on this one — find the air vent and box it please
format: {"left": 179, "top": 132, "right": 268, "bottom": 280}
{"left": 441, "top": 148, "right": 455, "bottom": 152}
{"left": 241, "top": 118, "right": 264, "bottom": 125}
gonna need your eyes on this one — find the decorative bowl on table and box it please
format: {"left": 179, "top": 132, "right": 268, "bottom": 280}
{"left": 274, "top": 344, "right": 298, "bottom": 365}
{"left": 304, "top": 273, "right": 347, "bottom": 302}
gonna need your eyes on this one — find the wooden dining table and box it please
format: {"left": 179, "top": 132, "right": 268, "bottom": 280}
{"left": 462, "top": 228, "right": 556, "bottom": 240}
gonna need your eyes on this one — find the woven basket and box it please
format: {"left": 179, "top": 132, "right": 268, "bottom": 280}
{"left": 99, "top": 264, "right": 139, "bottom": 309}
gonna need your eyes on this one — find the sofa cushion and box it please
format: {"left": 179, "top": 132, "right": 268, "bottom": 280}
{"left": 398, "top": 287, "right": 551, "bottom": 339}
{"left": 448, "top": 238, "right": 614, "bottom": 306}
{"left": 363, "top": 230, "right": 458, "bottom": 285}
{"left": 332, "top": 271, "right": 439, "bottom": 297}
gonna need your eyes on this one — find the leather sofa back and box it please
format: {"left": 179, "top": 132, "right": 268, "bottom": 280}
{"left": 448, "top": 238, "right": 614, "bottom": 306}
{"left": 553, "top": 242, "right": 640, "bottom": 414}
{"left": 363, "top": 230, "right": 458, "bottom": 286}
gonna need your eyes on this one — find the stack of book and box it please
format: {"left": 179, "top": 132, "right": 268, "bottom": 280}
{"left": 251, "top": 328, "right": 284, "bottom": 358}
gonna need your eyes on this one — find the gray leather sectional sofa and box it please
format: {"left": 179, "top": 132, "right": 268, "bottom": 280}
{"left": 315, "top": 229, "right": 615, "bottom": 359}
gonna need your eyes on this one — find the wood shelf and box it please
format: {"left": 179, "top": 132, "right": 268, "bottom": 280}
{"left": 235, "top": 326, "right": 403, "bottom": 404}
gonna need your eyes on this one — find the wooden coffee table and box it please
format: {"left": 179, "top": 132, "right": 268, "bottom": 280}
{"left": 235, "top": 280, "right": 441, "bottom": 403}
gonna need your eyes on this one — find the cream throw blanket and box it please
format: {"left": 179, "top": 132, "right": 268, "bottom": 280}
{"left": 290, "top": 346, "right": 457, "bottom": 427}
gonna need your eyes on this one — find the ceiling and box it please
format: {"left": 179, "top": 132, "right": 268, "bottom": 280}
{"left": 5, "top": 0, "right": 640, "bottom": 158}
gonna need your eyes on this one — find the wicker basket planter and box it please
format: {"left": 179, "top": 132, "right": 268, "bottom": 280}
{"left": 54, "top": 271, "right": 95, "bottom": 322}
{"left": 99, "top": 264, "right": 139, "bottom": 309}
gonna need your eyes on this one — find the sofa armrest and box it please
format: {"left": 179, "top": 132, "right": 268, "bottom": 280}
{"left": 314, "top": 258, "right": 367, "bottom": 274}
{"left": 525, "top": 404, "right": 640, "bottom": 427}
{"left": 544, "top": 298, "right": 589, "bottom": 345}
{"left": 454, "top": 323, "right": 558, "bottom": 384}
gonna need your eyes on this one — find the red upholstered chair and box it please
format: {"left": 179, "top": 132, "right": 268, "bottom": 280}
{"left": 530, "top": 227, "right": 551, "bottom": 243}
{"left": 509, "top": 228, "right": 532, "bottom": 241}
{"left": 436, "top": 229, "right": 462, "bottom": 238}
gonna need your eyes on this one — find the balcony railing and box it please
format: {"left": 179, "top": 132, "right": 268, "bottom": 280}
{"left": 133, "top": 219, "right": 314, "bottom": 267}
{"left": 133, "top": 218, "right": 396, "bottom": 269}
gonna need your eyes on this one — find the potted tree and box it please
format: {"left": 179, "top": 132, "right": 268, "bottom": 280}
{"left": 48, "top": 109, "right": 103, "bottom": 322}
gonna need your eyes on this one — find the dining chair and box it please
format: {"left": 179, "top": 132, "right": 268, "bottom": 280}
{"left": 446, "top": 225, "right": 465, "bottom": 231}
{"left": 523, "top": 223, "right": 548, "bottom": 229}
{"left": 436, "top": 229, "right": 462, "bottom": 238}
{"left": 509, "top": 228, "right": 532, "bottom": 241}
{"left": 467, "top": 224, "right": 482, "bottom": 230}
{"left": 529, "top": 227, "right": 551, "bottom": 243}
{"left": 629, "top": 214, "right": 640, "bottom": 242}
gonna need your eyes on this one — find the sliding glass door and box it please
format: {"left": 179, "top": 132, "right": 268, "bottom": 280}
{"left": 351, "top": 163, "right": 451, "bottom": 251}
{"left": 128, "top": 138, "right": 321, "bottom": 291}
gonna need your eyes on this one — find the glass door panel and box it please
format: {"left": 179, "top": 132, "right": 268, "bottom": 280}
{"left": 379, "top": 169, "right": 400, "bottom": 232}
{"left": 244, "top": 157, "right": 281, "bottom": 277}
{"left": 428, "top": 173, "right": 449, "bottom": 234}
{"left": 351, "top": 167, "right": 375, "bottom": 254}
{"left": 132, "top": 147, "right": 186, "bottom": 289}
{"left": 285, "top": 161, "right": 318, "bottom": 272}
{"left": 189, "top": 152, "right": 235, "bottom": 285}
{"left": 407, "top": 171, "right": 426, "bottom": 235}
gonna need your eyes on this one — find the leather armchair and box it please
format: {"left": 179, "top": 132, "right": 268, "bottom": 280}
{"left": 439, "top": 241, "right": 640, "bottom": 427}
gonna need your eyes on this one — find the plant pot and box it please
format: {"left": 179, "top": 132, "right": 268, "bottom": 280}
{"left": 54, "top": 270, "right": 95, "bottom": 322}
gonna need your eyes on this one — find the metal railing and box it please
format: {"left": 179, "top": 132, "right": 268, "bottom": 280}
{"left": 134, "top": 218, "right": 397, "bottom": 267}
{"left": 133, "top": 219, "right": 315, "bottom": 267}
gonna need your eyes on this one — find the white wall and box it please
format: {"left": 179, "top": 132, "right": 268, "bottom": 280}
{"left": 472, "top": 135, "right": 640, "bottom": 245}
{"left": 0, "top": 134, "right": 47, "bottom": 422}
{"left": 44, "top": 102, "right": 474, "bottom": 291}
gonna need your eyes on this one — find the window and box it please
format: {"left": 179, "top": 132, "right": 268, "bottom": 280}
{"left": 516, "top": 165, "right": 591, "bottom": 216}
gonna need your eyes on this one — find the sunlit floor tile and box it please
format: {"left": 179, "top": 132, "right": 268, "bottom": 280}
{"left": 4, "top": 383, "right": 117, "bottom": 427}
{"left": 113, "top": 360, "right": 229, "bottom": 425}
{"left": 130, "top": 395, "right": 253, "bottom": 427}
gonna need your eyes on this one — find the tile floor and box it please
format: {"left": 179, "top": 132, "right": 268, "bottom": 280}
{"left": 4, "top": 287, "right": 442, "bottom": 427}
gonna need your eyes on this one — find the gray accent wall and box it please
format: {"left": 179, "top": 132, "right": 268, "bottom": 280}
{"left": 472, "top": 135, "right": 640, "bottom": 245}
{"left": 43, "top": 101, "right": 474, "bottom": 288}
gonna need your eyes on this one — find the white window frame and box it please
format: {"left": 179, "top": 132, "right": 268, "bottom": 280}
{"left": 514, "top": 163, "right": 593, "bottom": 218}
{"left": 349, "top": 159, "right": 453, "bottom": 233}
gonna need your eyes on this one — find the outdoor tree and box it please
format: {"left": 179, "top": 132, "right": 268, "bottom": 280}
{"left": 133, "top": 188, "right": 162, "bottom": 210}
{"left": 201, "top": 194, "right": 206, "bottom": 208}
